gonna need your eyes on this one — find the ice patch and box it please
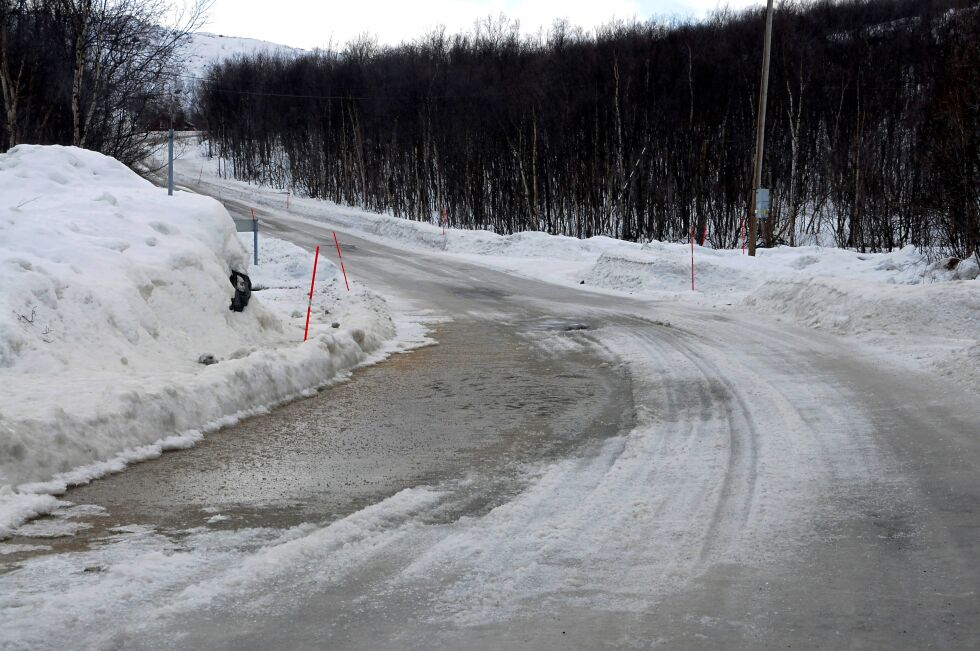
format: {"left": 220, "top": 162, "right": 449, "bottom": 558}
{"left": 0, "top": 487, "right": 444, "bottom": 649}
{"left": 14, "top": 519, "right": 91, "bottom": 539}
{"left": 0, "top": 543, "right": 51, "bottom": 555}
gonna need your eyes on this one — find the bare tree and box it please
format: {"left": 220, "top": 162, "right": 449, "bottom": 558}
{"left": 1, "top": 0, "right": 212, "bottom": 164}
{"left": 196, "top": 0, "right": 975, "bottom": 255}
{"left": 0, "top": 0, "right": 24, "bottom": 148}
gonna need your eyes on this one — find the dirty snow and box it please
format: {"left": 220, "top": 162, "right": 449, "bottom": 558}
{"left": 0, "top": 316, "right": 893, "bottom": 645}
{"left": 0, "top": 145, "right": 420, "bottom": 538}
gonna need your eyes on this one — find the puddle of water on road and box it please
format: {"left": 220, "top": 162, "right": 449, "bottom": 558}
{"left": 0, "top": 319, "right": 633, "bottom": 572}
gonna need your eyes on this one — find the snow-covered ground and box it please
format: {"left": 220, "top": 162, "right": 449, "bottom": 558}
{"left": 174, "top": 137, "right": 980, "bottom": 395}
{"left": 178, "top": 32, "right": 302, "bottom": 79}
{"left": 0, "top": 145, "right": 425, "bottom": 538}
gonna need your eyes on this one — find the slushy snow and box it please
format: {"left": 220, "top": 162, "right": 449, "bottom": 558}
{"left": 0, "top": 145, "right": 402, "bottom": 538}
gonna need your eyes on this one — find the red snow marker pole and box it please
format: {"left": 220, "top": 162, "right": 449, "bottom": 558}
{"left": 333, "top": 231, "right": 350, "bottom": 291}
{"left": 303, "top": 245, "right": 320, "bottom": 342}
{"left": 740, "top": 217, "right": 746, "bottom": 254}
{"left": 690, "top": 225, "right": 695, "bottom": 291}
{"left": 441, "top": 207, "right": 447, "bottom": 237}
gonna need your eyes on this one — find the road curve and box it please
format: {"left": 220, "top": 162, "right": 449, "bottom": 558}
{"left": 1, "top": 188, "right": 978, "bottom": 650}
{"left": 172, "top": 198, "right": 980, "bottom": 649}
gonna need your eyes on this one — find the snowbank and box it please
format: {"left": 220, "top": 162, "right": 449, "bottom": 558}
{"left": 745, "top": 275, "right": 980, "bottom": 338}
{"left": 745, "top": 275, "right": 980, "bottom": 383}
{"left": 174, "top": 138, "right": 974, "bottom": 287}
{"left": 171, "top": 140, "right": 979, "bottom": 392}
{"left": 587, "top": 240, "right": 978, "bottom": 297}
{"left": 581, "top": 243, "right": 978, "bottom": 390}
{"left": 0, "top": 145, "right": 401, "bottom": 538}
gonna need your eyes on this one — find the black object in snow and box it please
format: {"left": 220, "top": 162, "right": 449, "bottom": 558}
{"left": 229, "top": 271, "right": 252, "bottom": 312}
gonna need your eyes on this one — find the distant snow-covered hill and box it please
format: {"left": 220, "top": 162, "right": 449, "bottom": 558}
{"left": 180, "top": 32, "right": 304, "bottom": 79}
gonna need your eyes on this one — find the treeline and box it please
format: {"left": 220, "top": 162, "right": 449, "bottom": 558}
{"left": 200, "top": 0, "right": 979, "bottom": 256}
{"left": 0, "top": 0, "right": 207, "bottom": 166}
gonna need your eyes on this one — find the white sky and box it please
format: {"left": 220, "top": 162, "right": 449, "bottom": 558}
{"left": 203, "top": 0, "right": 764, "bottom": 50}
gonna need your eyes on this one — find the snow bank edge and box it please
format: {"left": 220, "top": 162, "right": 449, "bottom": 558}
{"left": 0, "top": 306, "right": 405, "bottom": 539}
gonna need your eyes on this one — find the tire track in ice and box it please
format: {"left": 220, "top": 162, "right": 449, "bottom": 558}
{"left": 650, "top": 311, "right": 894, "bottom": 566}
{"left": 626, "top": 320, "right": 761, "bottom": 564}
{"left": 378, "top": 317, "right": 774, "bottom": 624}
{"left": 0, "top": 308, "right": 893, "bottom": 646}
{"left": 384, "top": 311, "right": 890, "bottom": 627}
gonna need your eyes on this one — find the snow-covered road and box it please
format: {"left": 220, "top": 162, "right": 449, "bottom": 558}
{"left": 212, "top": 209, "right": 980, "bottom": 649}
{"left": 2, "top": 179, "right": 978, "bottom": 648}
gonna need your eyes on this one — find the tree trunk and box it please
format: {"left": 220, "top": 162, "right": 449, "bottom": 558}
{"left": 71, "top": 0, "right": 92, "bottom": 147}
{"left": 0, "top": 4, "right": 20, "bottom": 149}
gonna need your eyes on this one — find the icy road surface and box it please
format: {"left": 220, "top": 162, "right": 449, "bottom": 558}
{"left": 2, "top": 198, "right": 979, "bottom": 649}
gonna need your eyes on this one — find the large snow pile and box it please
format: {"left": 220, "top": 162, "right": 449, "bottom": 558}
{"left": 587, "top": 240, "right": 980, "bottom": 295}
{"left": 744, "top": 275, "right": 980, "bottom": 387}
{"left": 0, "top": 145, "right": 399, "bottom": 538}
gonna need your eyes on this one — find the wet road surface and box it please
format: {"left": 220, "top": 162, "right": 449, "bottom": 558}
{"left": 1, "top": 188, "right": 978, "bottom": 650}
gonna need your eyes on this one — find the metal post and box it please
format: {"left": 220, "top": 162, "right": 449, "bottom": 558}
{"left": 253, "top": 217, "right": 259, "bottom": 266}
{"left": 167, "top": 128, "right": 174, "bottom": 196}
{"left": 748, "top": 0, "right": 774, "bottom": 257}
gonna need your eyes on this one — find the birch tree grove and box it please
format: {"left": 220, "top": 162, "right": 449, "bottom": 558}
{"left": 197, "top": 0, "right": 977, "bottom": 257}
{"left": 0, "top": 0, "right": 210, "bottom": 164}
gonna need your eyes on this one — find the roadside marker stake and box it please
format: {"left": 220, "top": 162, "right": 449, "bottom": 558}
{"left": 303, "top": 245, "right": 320, "bottom": 342}
{"left": 441, "top": 207, "right": 447, "bottom": 238}
{"left": 333, "top": 231, "right": 350, "bottom": 291}
{"left": 690, "top": 225, "right": 695, "bottom": 291}
{"left": 251, "top": 208, "right": 258, "bottom": 265}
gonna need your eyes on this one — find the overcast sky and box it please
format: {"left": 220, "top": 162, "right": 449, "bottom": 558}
{"left": 203, "top": 0, "right": 764, "bottom": 50}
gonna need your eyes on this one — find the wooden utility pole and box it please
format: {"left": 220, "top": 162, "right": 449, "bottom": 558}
{"left": 748, "top": 0, "right": 774, "bottom": 257}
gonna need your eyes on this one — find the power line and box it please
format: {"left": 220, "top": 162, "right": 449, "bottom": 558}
{"left": 176, "top": 70, "right": 929, "bottom": 105}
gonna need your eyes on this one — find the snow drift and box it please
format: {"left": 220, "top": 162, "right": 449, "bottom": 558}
{"left": 0, "top": 145, "right": 398, "bottom": 537}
